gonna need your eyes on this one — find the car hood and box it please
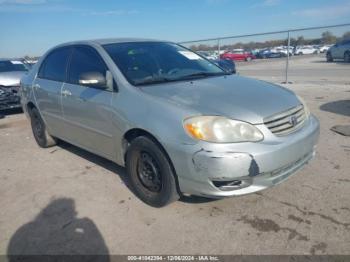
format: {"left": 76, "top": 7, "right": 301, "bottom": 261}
{"left": 0, "top": 71, "right": 26, "bottom": 87}
{"left": 140, "top": 75, "right": 300, "bottom": 124}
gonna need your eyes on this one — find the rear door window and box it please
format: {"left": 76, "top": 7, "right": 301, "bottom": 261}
{"left": 38, "top": 47, "right": 72, "bottom": 82}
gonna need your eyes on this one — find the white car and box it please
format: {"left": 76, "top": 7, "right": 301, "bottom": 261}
{"left": 294, "top": 46, "right": 319, "bottom": 55}
{"left": 318, "top": 45, "right": 331, "bottom": 53}
{"left": 271, "top": 46, "right": 293, "bottom": 56}
{"left": 197, "top": 51, "right": 218, "bottom": 60}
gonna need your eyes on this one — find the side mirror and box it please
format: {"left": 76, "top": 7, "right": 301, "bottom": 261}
{"left": 79, "top": 71, "right": 107, "bottom": 89}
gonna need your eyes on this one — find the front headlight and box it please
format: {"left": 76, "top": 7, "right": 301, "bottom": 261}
{"left": 183, "top": 116, "right": 264, "bottom": 143}
{"left": 297, "top": 95, "right": 310, "bottom": 119}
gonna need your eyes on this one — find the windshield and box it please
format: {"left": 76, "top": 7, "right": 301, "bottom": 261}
{"left": 0, "top": 61, "right": 28, "bottom": 73}
{"left": 103, "top": 42, "right": 226, "bottom": 86}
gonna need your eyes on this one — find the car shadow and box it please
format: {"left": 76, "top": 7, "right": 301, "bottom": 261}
{"left": 57, "top": 141, "right": 134, "bottom": 192}
{"left": 7, "top": 198, "right": 110, "bottom": 261}
{"left": 58, "top": 141, "right": 220, "bottom": 205}
{"left": 0, "top": 108, "right": 23, "bottom": 118}
{"left": 179, "top": 195, "right": 218, "bottom": 204}
{"left": 311, "top": 60, "right": 350, "bottom": 65}
{"left": 320, "top": 100, "right": 350, "bottom": 117}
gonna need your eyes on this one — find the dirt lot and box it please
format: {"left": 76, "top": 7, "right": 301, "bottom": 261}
{"left": 0, "top": 55, "right": 349, "bottom": 256}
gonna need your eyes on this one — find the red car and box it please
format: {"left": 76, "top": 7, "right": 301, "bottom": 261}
{"left": 220, "top": 49, "right": 256, "bottom": 61}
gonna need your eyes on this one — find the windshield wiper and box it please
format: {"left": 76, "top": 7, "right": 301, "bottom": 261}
{"left": 134, "top": 76, "right": 176, "bottom": 86}
{"left": 134, "top": 72, "right": 228, "bottom": 86}
{"left": 178, "top": 71, "right": 228, "bottom": 80}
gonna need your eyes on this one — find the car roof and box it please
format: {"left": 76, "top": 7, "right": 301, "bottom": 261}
{"left": 57, "top": 38, "right": 166, "bottom": 48}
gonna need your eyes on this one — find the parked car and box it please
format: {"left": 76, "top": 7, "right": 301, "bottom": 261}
{"left": 21, "top": 39, "right": 319, "bottom": 207}
{"left": 220, "top": 49, "right": 256, "bottom": 61}
{"left": 318, "top": 45, "right": 331, "bottom": 53}
{"left": 294, "top": 46, "right": 319, "bottom": 55}
{"left": 0, "top": 59, "right": 28, "bottom": 111}
{"left": 270, "top": 47, "right": 293, "bottom": 56}
{"left": 256, "top": 49, "right": 286, "bottom": 59}
{"left": 197, "top": 51, "right": 218, "bottom": 60}
{"left": 210, "top": 59, "right": 236, "bottom": 74}
{"left": 326, "top": 40, "right": 350, "bottom": 62}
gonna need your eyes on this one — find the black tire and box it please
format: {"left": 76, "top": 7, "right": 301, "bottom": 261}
{"left": 29, "top": 107, "right": 57, "bottom": 148}
{"left": 245, "top": 56, "right": 252, "bottom": 62}
{"left": 344, "top": 52, "right": 350, "bottom": 63}
{"left": 326, "top": 52, "right": 333, "bottom": 62}
{"left": 126, "top": 136, "right": 179, "bottom": 207}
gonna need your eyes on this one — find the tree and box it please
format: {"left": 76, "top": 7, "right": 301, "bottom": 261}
{"left": 321, "top": 31, "right": 337, "bottom": 44}
{"left": 296, "top": 36, "right": 305, "bottom": 46}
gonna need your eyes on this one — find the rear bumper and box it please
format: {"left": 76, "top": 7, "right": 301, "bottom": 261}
{"left": 165, "top": 115, "right": 320, "bottom": 198}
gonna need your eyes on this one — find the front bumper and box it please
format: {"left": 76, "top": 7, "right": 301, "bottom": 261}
{"left": 0, "top": 86, "right": 21, "bottom": 111}
{"left": 165, "top": 115, "right": 320, "bottom": 198}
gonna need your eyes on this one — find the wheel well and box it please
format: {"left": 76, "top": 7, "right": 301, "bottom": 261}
{"left": 123, "top": 128, "right": 182, "bottom": 195}
{"left": 27, "top": 102, "right": 36, "bottom": 113}
{"left": 123, "top": 128, "right": 166, "bottom": 160}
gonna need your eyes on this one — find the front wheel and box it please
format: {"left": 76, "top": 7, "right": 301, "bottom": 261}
{"left": 29, "top": 107, "right": 57, "bottom": 148}
{"left": 344, "top": 52, "right": 350, "bottom": 63}
{"left": 126, "top": 136, "right": 179, "bottom": 207}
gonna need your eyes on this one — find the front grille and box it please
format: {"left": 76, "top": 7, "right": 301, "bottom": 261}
{"left": 264, "top": 105, "right": 306, "bottom": 136}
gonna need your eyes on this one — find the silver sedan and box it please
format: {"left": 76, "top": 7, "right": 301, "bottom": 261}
{"left": 20, "top": 39, "right": 320, "bottom": 207}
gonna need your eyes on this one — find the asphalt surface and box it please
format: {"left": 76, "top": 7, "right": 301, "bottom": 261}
{"left": 0, "top": 55, "right": 349, "bottom": 256}
{"left": 238, "top": 54, "right": 350, "bottom": 85}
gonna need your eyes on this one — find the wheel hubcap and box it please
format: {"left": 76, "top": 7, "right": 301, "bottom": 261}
{"left": 137, "top": 151, "right": 162, "bottom": 192}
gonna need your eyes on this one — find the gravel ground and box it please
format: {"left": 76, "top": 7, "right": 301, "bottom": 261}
{"left": 0, "top": 55, "right": 349, "bottom": 256}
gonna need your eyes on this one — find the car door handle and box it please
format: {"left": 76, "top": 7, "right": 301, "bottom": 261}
{"left": 62, "top": 89, "right": 72, "bottom": 96}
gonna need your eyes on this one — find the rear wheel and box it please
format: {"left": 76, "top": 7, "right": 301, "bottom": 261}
{"left": 344, "top": 52, "right": 350, "bottom": 63}
{"left": 126, "top": 136, "right": 179, "bottom": 207}
{"left": 29, "top": 107, "right": 57, "bottom": 148}
{"left": 326, "top": 52, "right": 333, "bottom": 62}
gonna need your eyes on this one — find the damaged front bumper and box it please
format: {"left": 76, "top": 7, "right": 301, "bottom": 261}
{"left": 0, "top": 86, "right": 21, "bottom": 111}
{"left": 165, "top": 115, "right": 320, "bottom": 198}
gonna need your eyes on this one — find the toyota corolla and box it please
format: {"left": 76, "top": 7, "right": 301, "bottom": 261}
{"left": 20, "top": 39, "right": 320, "bottom": 207}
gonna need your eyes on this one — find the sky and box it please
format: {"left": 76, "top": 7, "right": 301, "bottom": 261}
{"left": 1, "top": 0, "right": 350, "bottom": 57}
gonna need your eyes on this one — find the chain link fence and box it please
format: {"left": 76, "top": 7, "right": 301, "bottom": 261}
{"left": 179, "top": 23, "right": 350, "bottom": 85}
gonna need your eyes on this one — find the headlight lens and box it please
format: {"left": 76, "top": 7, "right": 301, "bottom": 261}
{"left": 184, "top": 116, "right": 264, "bottom": 143}
{"left": 297, "top": 95, "right": 310, "bottom": 119}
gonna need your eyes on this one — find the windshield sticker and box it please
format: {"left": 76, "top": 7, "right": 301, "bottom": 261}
{"left": 178, "top": 51, "right": 203, "bottom": 60}
{"left": 10, "top": 61, "right": 23, "bottom": 65}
